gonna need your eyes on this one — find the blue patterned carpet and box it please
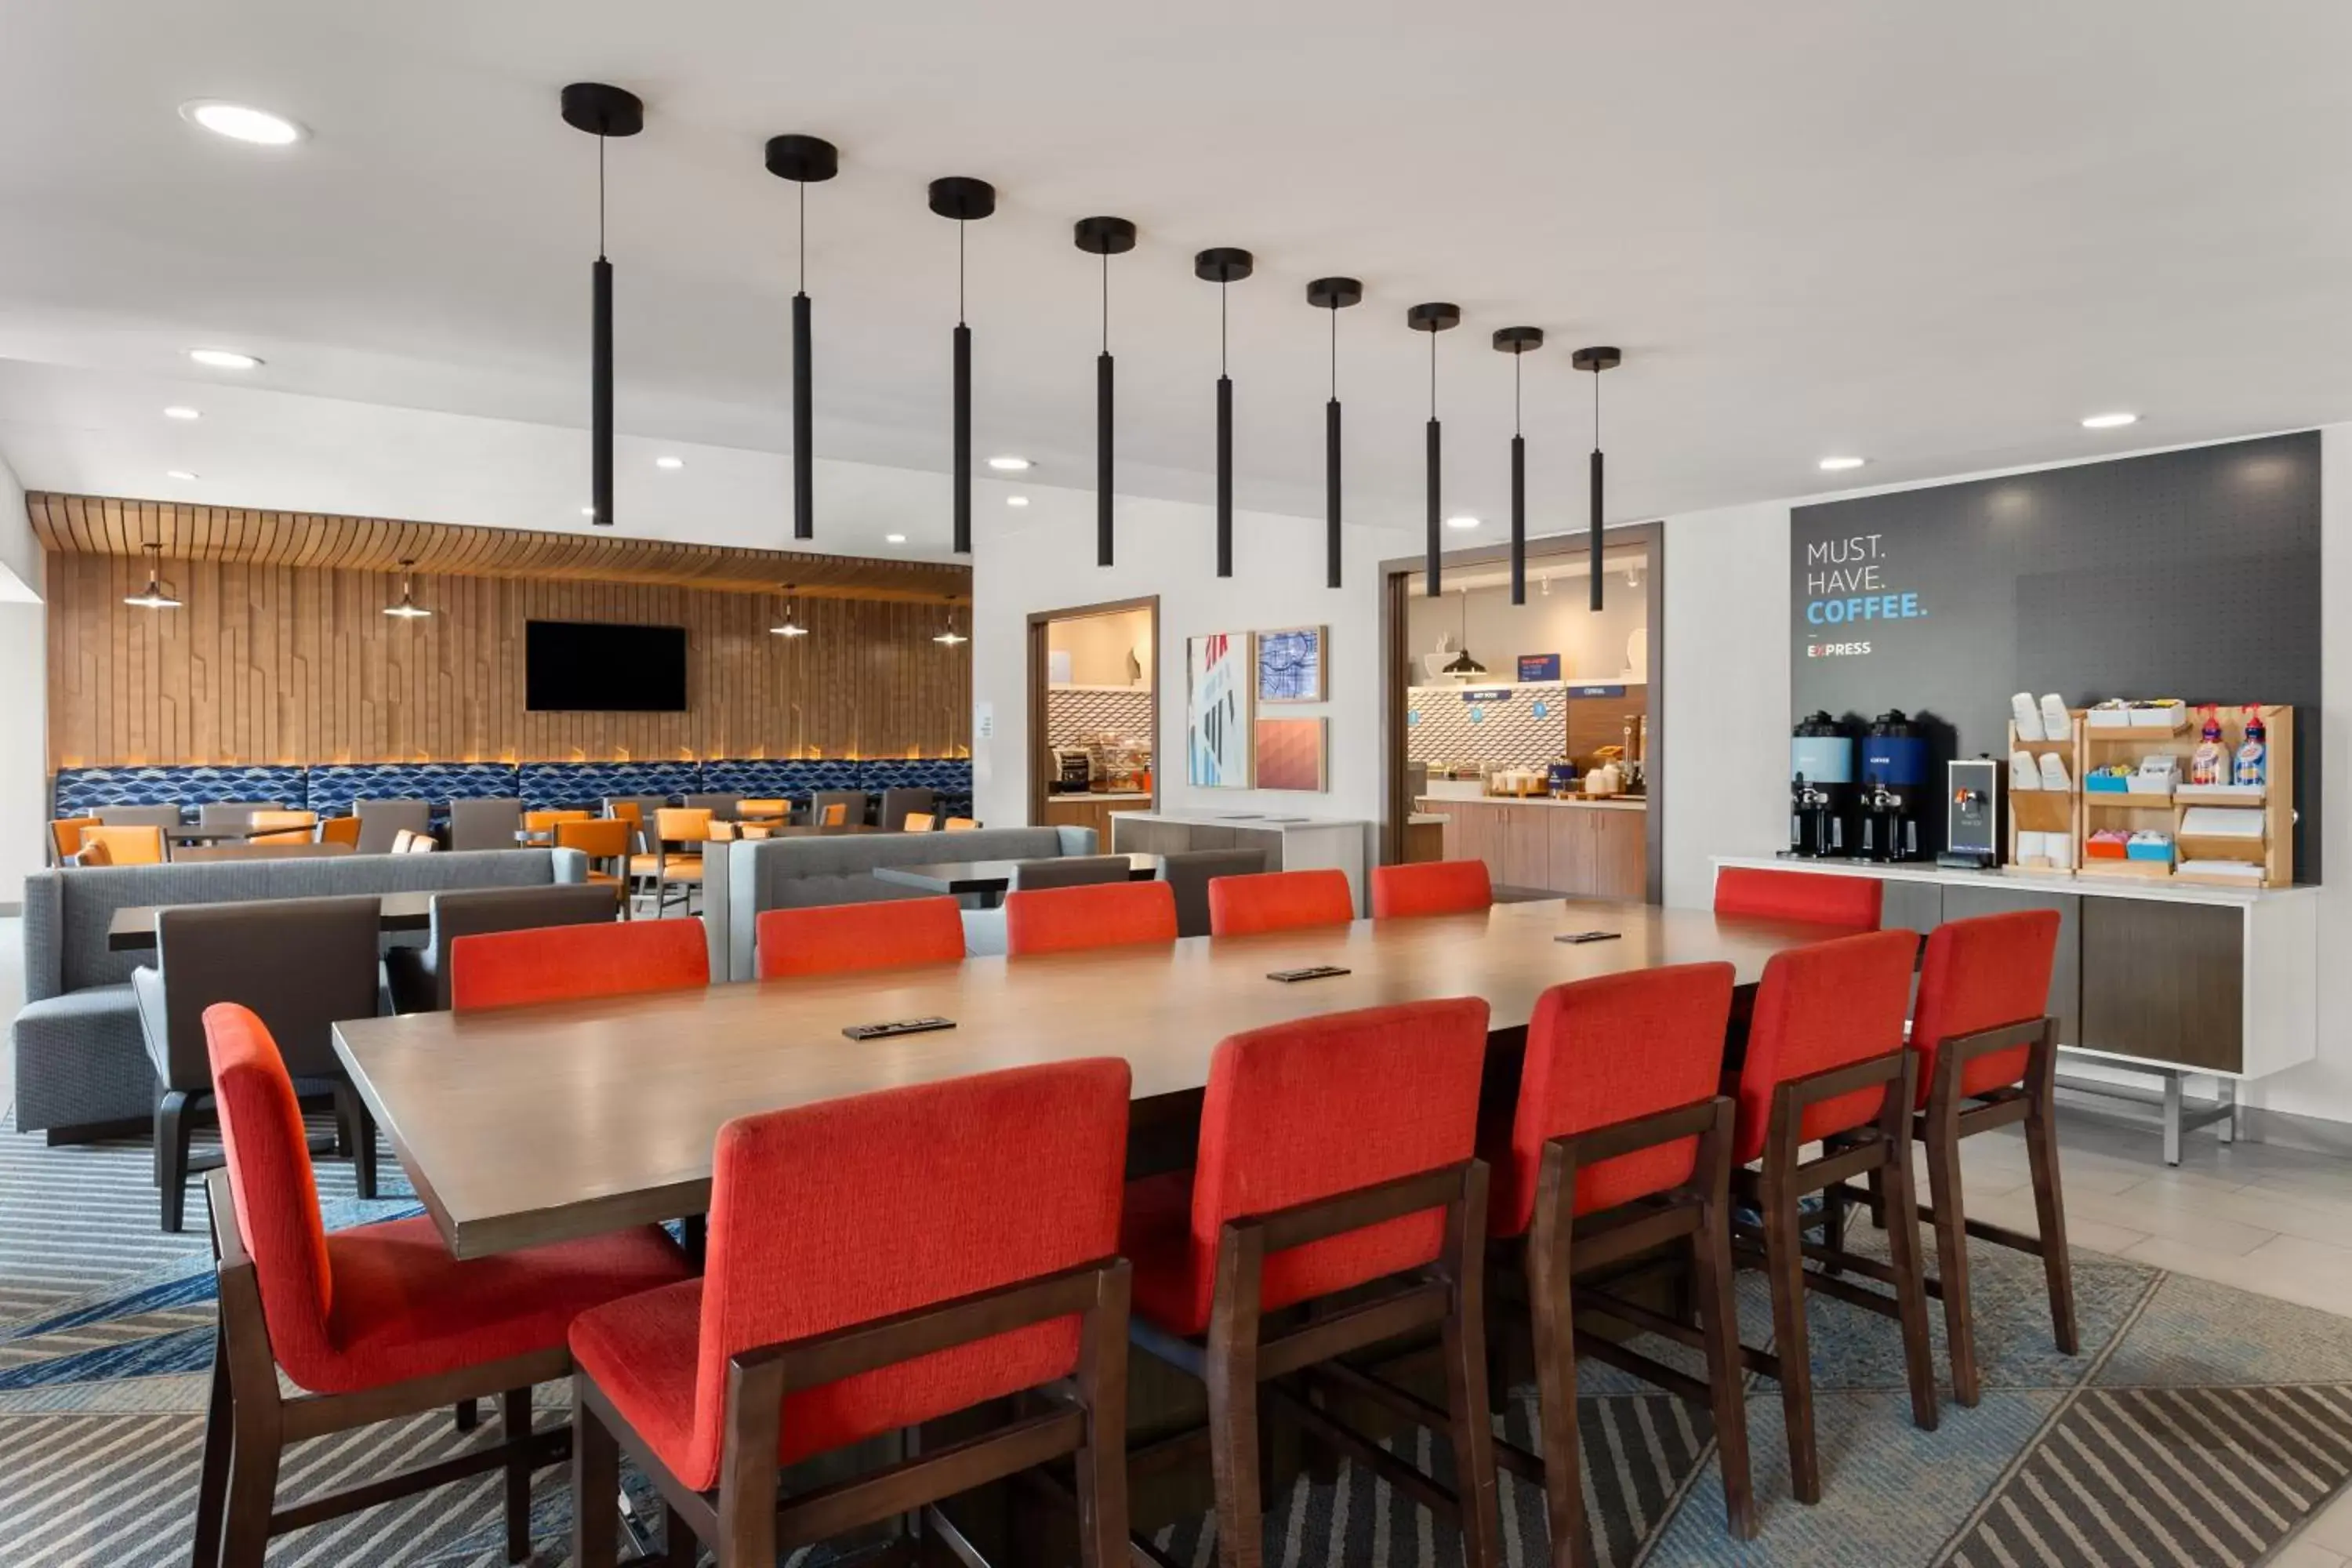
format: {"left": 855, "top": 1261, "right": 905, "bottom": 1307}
{"left": 5, "top": 1109, "right": 2351, "bottom": 1566}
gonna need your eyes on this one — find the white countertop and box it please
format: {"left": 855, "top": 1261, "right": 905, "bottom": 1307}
{"left": 1044, "top": 791, "right": 1152, "bottom": 802}
{"left": 1420, "top": 793, "right": 1647, "bottom": 813}
{"left": 1712, "top": 853, "right": 2314, "bottom": 908}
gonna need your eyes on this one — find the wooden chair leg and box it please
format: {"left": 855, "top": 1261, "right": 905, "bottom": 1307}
{"left": 662, "top": 1503, "right": 698, "bottom": 1566}
{"left": 1759, "top": 1162, "right": 1820, "bottom": 1504}
{"left": 1442, "top": 1174, "right": 1502, "bottom": 1568}
{"left": 1921, "top": 1113, "right": 1980, "bottom": 1407}
{"left": 1879, "top": 1141, "right": 1942, "bottom": 1434}
{"left": 2025, "top": 1067, "right": 2079, "bottom": 1356}
{"left": 157, "top": 1090, "right": 194, "bottom": 1234}
{"left": 1864, "top": 1164, "right": 1887, "bottom": 1230}
{"left": 1817, "top": 1178, "right": 1849, "bottom": 1278}
{"left": 1204, "top": 1347, "right": 1265, "bottom": 1568}
{"left": 189, "top": 1325, "right": 233, "bottom": 1568}
{"left": 571, "top": 1392, "right": 621, "bottom": 1568}
{"left": 1524, "top": 1232, "right": 1594, "bottom": 1568}
{"left": 1692, "top": 1194, "right": 1757, "bottom": 1541}
{"left": 456, "top": 1399, "right": 479, "bottom": 1432}
{"left": 502, "top": 1387, "right": 534, "bottom": 1564}
{"left": 1072, "top": 1262, "right": 1133, "bottom": 1568}
{"left": 219, "top": 1403, "right": 281, "bottom": 1568}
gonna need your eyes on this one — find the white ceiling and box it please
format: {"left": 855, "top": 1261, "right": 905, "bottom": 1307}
{"left": 2, "top": 2, "right": 2350, "bottom": 558}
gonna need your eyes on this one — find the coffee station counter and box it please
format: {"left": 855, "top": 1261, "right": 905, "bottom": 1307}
{"left": 1041, "top": 789, "right": 1155, "bottom": 843}
{"left": 1417, "top": 795, "right": 1646, "bottom": 899}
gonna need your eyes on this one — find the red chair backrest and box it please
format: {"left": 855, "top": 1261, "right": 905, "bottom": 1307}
{"left": 450, "top": 919, "right": 709, "bottom": 1011}
{"left": 1908, "top": 909, "right": 2060, "bottom": 1105}
{"left": 1207, "top": 868, "right": 1354, "bottom": 937}
{"left": 1371, "top": 859, "right": 1494, "bottom": 920}
{"left": 1712, "top": 866, "right": 1882, "bottom": 930}
{"left": 687, "top": 1058, "right": 1132, "bottom": 1489}
{"left": 1500, "top": 963, "right": 1736, "bottom": 1236}
{"left": 1180, "top": 997, "right": 1490, "bottom": 1330}
{"left": 1733, "top": 928, "right": 1918, "bottom": 1162}
{"left": 203, "top": 1003, "right": 337, "bottom": 1385}
{"left": 1004, "top": 880, "right": 1178, "bottom": 957}
{"left": 757, "top": 897, "right": 966, "bottom": 980}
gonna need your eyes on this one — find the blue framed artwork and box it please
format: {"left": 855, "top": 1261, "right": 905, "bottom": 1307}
{"left": 1256, "top": 625, "right": 1326, "bottom": 704}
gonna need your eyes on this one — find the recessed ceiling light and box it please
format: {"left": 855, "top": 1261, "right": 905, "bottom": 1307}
{"left": 2081, "top": 412, "right": 2139, "bottom": 430}
{"left": 162, "top": 405, "right": 201, "bottom": 421}
{"left": 654, "top": 456, "right": 684, "bottom": 470}
{"left": 986, "top": 455, "right": 1031, "bottom": 472}
{"left": 165, "top": 470, "right": 198, "bottom": 481}
{"left": 180, "top": 100, "right": 306, "bottom": 147}
{"left": 1445, "top": 514, "right": 1481, "bottom": 531}
{"left": 1005, "top": 495, "right": 1030, "bottom": 508}
{"left": 1817, "top": 456, "right": 1867, "bottom": 472}
{"left": 187, "top": 348, "right": 261, "bottom": 370}
{"left": 885, "top": 533, "right": 907, "bottom": 544}
{"left": 580, "top": 506, "right": 597, "bottom": 517}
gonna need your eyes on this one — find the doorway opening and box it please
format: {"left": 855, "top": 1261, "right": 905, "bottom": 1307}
{"left": 1025, "top": 597, "right": 1160, "bottom": 840}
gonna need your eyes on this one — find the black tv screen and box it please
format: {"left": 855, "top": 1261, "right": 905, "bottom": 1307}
{"left": 524, "top": 620, "right": 688, "bottom": 711}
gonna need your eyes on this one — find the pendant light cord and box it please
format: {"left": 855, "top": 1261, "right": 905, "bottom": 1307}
{"left": 956, "top": 220, "right": 967, "bottom": 325}
{"left": 797, "top": 180, "right": 806, "bottom": 294}
{"left": 597, "top": 134, "right": 608, "bottom": 261}
{"left": 1592, "top": 367, "right": 1602, "bottom": 450}
{"left": 1328, "top": 307, "right": 1337, "bottom": 399}
{"left": 1100, "top": 252, "right": 1109, "bottom": 353}
{"left": 1428, "top": 331, "right": 1436, "bottom": 419}
{"left": 1219, "top": 279, "right": 1229, "bottom": 376}
{"left": 1514, "top": 350, "right": 1523, "bottom": 437}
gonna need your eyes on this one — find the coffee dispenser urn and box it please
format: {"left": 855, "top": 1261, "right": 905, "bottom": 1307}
{"left": 1788, "top": 711, "right": 1854, "bottom": 858}
{"left": 1858, "top": 709, "right": 1929, "bottom": 862}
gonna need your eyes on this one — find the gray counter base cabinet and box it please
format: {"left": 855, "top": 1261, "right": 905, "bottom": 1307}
{"left": 1110, "top": 812, "right": 1370, "bottom": 915}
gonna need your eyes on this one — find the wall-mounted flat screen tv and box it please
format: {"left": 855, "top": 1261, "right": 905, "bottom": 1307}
{"left": 524, "top": 620, "right": 688, "bottom": 711}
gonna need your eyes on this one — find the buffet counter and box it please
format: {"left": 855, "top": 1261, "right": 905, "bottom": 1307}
{"left": 1040, "top": 789, "right": 1154, "bottom": 843}
{"left": 1418, "top": 795, "right": 1646, "bottom": 899}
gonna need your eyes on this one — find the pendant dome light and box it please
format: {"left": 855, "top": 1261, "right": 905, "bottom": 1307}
{"left": 1307, "top": 278, "right": 1363, "bottom": 590}
{"left": 560, "top": 83, "right": 644, "bottom": 529}
{"left": 1442, "top": 586, "right": 1485, "bottom": 678}
{"left": 125, "top": 542, "right": 180, "bottom": 610}
{"left": 1407, "top": 302, "right": 1461, "bottom": 597}
{"left": 933, "top": 597, "right": 968, "bottom": 646}
{"left": 1493, "top": 327, "right": 1544, "bottom": 605}
{"left": 770, "top": 583, "right": 808, "bottom": 637}
{"left": 1194, "top": 247, "right": 1254, "bottom": 578}
{"left": 928, "top": 177, "right": 997, "bottom": 555}
{"left": 1074, "top": 216, "right": 1138, "bottom": 567}
{"left": 382, "top": 559, "right": 431, "bottom": 619}
{"left": 1573, "top": 345, "right": 1623, "bottom": 611}
{"left": 765, "top": 135, "right": 838, "bottom": 542}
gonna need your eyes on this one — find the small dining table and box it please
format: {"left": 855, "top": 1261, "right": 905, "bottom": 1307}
{"left": 333, "top": 899, "right": 1855, "bottom": 1260}
{"left": 108, "top": 889, "right": 439, "bottom": 952}
{"left": 874, "top": 851, "right": 1163, "bottom": 906}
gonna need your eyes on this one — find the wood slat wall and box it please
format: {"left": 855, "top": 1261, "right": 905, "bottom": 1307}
{"left": 45, "top": 552, "right": 971, "bottom": 767}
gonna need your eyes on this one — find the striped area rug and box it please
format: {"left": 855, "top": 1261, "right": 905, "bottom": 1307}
{"left": 5, "top": 1112, "right": 2351, "bottom": 1566}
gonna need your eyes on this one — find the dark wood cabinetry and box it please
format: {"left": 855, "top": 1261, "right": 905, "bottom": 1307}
{"left": 2078, "top": 897, "right": 2244, "bottom": 1073}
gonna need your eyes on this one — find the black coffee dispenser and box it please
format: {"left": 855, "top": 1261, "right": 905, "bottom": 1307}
{"left": 1858, "top": 709, "right": 1929, "bottom": 862}
{"left": 1788, "top": 711, "right": 1853, "bottom": 858}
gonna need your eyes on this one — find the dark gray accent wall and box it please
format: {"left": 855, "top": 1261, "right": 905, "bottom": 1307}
{"left": 1790, "top": 431, "right": 2321, "bottom": 880}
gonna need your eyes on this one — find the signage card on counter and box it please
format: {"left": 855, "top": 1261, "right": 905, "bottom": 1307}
{"left": 1458, "top": 687, "right": 1516, "bottom": 704}
{"left": 1518, "top": 654, "right": 1561, "bottom": 681}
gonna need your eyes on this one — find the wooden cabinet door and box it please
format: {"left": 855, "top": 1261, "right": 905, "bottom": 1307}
{"left": 1592, "top": 809, "right": 1648, "bottom": 898}
{"left": 1426, "top": 803, "right": 1462, "bottom": 863}
{"left": 2079, "top": 898, "right": 2242, "bottom": 1072}
{"left": 1546, "top": 808, "right": 1597, "bottom": 895}
{"left": 1502, "top": 808, "right": 1550, "bottom": 892}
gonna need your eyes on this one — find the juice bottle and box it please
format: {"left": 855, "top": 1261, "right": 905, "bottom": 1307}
{"left": 2189, "top": 706, "right": 2227, "bottom": 787}
{"left": 2234, "top": 707, "right": 2267, "bottom": 788}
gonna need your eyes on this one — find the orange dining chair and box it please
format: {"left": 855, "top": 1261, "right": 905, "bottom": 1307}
{"left": 449, "top": 919, "right": 710, "bottom": 1012}
{"left": 943, "top": 816, "right": 979, "bottom": 831}
{"left": 902, "top": 811, "right": 938, "bottom": 833}
{"left": 524, "top": 808, "right": 593, "bottom": 840}
{"left": 74, "top": 837, "right": 114, "bottom": 867}
{"left": 607, "top": 799, "right": 648, "bottom": 854}
{"left": 245, "top": 809, "right": 318, "bottom": 846}
{"left": 815, "top": 802, "right": 849, "bottom": 827}
{"left": 316, "top": 815, "right": 362, "bottom": 848}
{"left": 50, "top": 815, "right": 103, "bottom": 864}
{"left": 632, "top": 808, "right": 712, "bottom": 917}
{"left": 1373, "top": 858, "right": 1494, "bottom": 919}
{"left": 555, "top": 818, "right": 637, "bottom": 917}
{"left": 1711, "top": 866, "right": 1882, "bottom": 930}
{"left": 755, "top": 897, "right": 967, "bottom": 979}
{"left": 81, "top": 824, "right": 167, "bottom": 866}
{"left": 1207, "top": 867, "right": 1354, "bottom": 937}
{"left": 737, "top": 797, "right": 789, "bottom": 820}
{"left": 1005, "top": 880, "right": 1178, "bottom": 957}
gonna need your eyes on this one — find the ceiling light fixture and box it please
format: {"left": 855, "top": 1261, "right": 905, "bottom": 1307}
{"left": 1494, "top": 325, "right": 1544, "bottom": 604}
{"left": 163, "top": 405, "right": 200, "bottom": 420}
{"left": 931, "top": 177, "right": 998, "bottom": 555}
{"left": 885, "top": 532, "right": 907, "bottom": 544}
{"left": 655, "top": 455, "right": 683, "bottom": 470}
{"left": 579, "top": 506, "right": 596, "bottom": 517}
{"left": 986, "top": 455, "right": 1031, "bottom": 472}
{"left": 1307, "top": 277, "right": 1363, "bottom": 590}
{"left": 1075, "top": 215, "right": 1137, "bottom": 566}
{"left": 125, "top": 543, "right": 180, "bottom": 610}
{"left": 1446, "top": 514, "right": 1481, "bottom": 531}
{"left": 770, "top": 583, "right": 808, "bottom": 637}
{"left": 767, "top": 133, "right": 837, "bottom": 541}
{"left": 180, "top": 100, "right": 305, "bottom": 146}
{"left": 187, "top": 349, "right": 260, "bottom": 370}
{"left": 933, "top": 599, "right": 968, "bottom": 646}
{"left": 1005, "top": 495, "right": 1030, "bottom": 508}
{"left": 166, "top": 470, "right": 198, "bottom": 481}
{"left": 561, "top": 82, "right": 644, "bottom": 528}
{"left": 382, "top": 559, "right": 432, "bottom": 619}
{"left": 1409, "top": 302, "right": 1462, "bottom": 596}
{"left": 1818, "top": 455, "right": 1867, "bottom": 472}
{"left": 1573, "top": 344, "right": 1623, "bottom": 612}
{"left": 1196, "top": 246, "right": 1254, "bottom": 577}
{"left": 2082, "top": 412, "right": 2139, "bottom": 430}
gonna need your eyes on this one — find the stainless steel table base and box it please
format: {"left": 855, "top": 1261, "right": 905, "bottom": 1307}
{"left": 2055, "top": 1054, "right": 2238, "bottom": 1166}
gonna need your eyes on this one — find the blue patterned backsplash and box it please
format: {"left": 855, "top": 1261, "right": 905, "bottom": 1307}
{"left": 305, "top": 762, "right": 523, "bottom": 818}
{"left": 53, "top": 765, "right": 309, "bottom": 822}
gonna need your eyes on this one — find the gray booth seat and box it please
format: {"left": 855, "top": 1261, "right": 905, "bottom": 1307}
{"left": 448, "top": 797, "right": 523, "bottom": 853}
{"left": 708, "top": 825, "right": 1095, "bottom": 982}
{"left": 13, "top": 848, "right": 587, "bottom": 1141}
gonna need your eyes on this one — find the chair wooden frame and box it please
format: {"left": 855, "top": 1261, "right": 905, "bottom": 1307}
{"left": 1730, "top": 1051, "right": 1938, "bottom": 1504}
{"left": 1125, "top": 1162, "right": 1501, "bottom": 1568}
{"left": 1489, "top": 1096, "right": 1755, "bottom": 1566}
{"left": 571, "top": 1258, "right": 1134, "bottom": 1568}
{"left": 192, "top": 1172, "right": 561, "bottom": 1568}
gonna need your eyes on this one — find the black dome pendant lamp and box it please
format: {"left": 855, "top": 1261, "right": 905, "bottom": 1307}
{"left": 1573, "top": 345, "right": 1623, "bottom": 611}
{"left": 928, "top": 177, "right": 996, "bottom": 556}
{"left": 765, "top": 134, "right": 838, "bottom": 541}
{"left": 1075, "top": 216, "right": 1137, "bottom": 567}
{"left": 561, "top": 83, "right": 644, "bottom": 528}
{"left": 1407, "top": 302, "right": 1461, "bottom": 597}
{"left": 1307, "top": 278, "right": 1362, "bottom": 589}
{"left": 1494, "top": 326, "right": 1544, "bottom": 605}
{"left": 1195, "top": 247, "right": 1253, "bottom": 578}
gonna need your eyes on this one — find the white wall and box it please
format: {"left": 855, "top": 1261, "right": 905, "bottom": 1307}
{"left": 1402, "top": 561, "right": 1651, "bottom": 686}
{"left": 0, "top": 452, "right": 45, "bottom": 910}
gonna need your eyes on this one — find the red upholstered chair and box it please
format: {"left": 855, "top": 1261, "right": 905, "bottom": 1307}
{"left": 754, "top": 896, "right": 967, "bottom": 979}
{"left": 1372, "top": 858, "right": 1494, "bottom": 919}
{"left": 1896, "top": 909, "right": 2071, "bottom": 1407}
{"left": 1711, "top": 865, "right": 1882, "bottom": 929}
{"left": 1121, "top": 999, "right": 1503, "bottom": 1567}
{"left": 194, "top": 1004, "right": 691, "bottom": 1568}
{"left": 1206, "top": 866, "right": 1354, "bottom": 937}
{"left": 449, "top": 918, "right": 709, "bottom": 1011}
{"left": 1004, "top": 878, "right": 1178, "bottom": 957}
{"left": 1731, "top": 928, "right": 1936, "bottom": 1504}
{"left": 1485, "top": 964, "right": 1754, "bottom": 1557}
{"left": 568, "top": 1060, "right": 1135, "bottom": 1568}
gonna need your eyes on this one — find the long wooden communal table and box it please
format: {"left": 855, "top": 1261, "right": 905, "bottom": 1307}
{"left": 334, "top": 898, "right": 1853, "bottom": 1261}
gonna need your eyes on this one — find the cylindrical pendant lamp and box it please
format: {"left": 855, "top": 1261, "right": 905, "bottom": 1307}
{"left": 561, "top": 83, "right": 644, "bottom": 528}
{"left": 1075, "top": 216, "right": 1138, "bottom": 567}
{"left": 928, "top": 178, "right": 997, "bottom": 555}
{"left": 1573, "top": 345, "right": 1622, "bottom": 611}
{"left": 765, "top": 135, "right": 838, "bottom": 541}
{"left": 1407, "top": 303, "right": 1461, "bottom": 597}
{"left": 1493, "top": 327, "right": 1544, "bottom": 605}
{"left": 1195, "top": 248, "right": 1254, "bottom": 578}
{"left": 1307, "top": 278, "right": 1363, "bottom": 590}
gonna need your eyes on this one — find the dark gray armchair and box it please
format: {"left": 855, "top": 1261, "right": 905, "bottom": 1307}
{"left": 448, "top": 797, "right": 523, "bottom": 853}
{"left": 385, "top": 883, "right": 619, "bottom": 1013}
{"left": 878, "top": 787, "right": 937, "bottom": 831}
{"left": 198, "top": 802, "right": 282, "bottom": 830}
{"left": 130, "top": 895, "right": 384, "bottom": 1232}
{"left": 1009, "top": 855, "right": 1135, "bottom": 893}
{"left": 98, "top": 805, "right": 184, "bottom": 829}
{"left": 355, "top": 798, "right": 430, "bottom": 855}
{"left": 809, "top": 789, "right": 869, "bottom": 828}
{"left": 1158, "top": 848, "right": 1268, "bottom": 938}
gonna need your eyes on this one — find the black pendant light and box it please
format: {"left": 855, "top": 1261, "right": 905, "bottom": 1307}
{"left": 765, "top": 135, "right": 838, "bottom": 541}
{"left": 1494, "top": 327, "right": 1544, "bottom": 605}
{"left": 1407, "top": 303, "right": 1461, "bottom": 597}
{"left": 1573, "top": 345, "right": 1623, "bottom": 611}
{"left": 1075, "top": 216, "right": 1137, "bottom": 567}
{"left": 561, "top": 83, "right": 644, "bottom": 528}
{"left": 1195, "top": 247, "right": 1253, "bottom": 577}
{"left": 769, "top": 583, "right": 808, "bottom": 637}
{"left": 1442, "top": 587, "right": 1485, "bottom": 677}
{"left": 928, "top": 178, "right": 997, "bottom": 555}
{"left": 382, "top": 558, "right": 432, "bottom": 620}
{"left": 1307, "top": 278, "right": 1363, "bottom": 590}
{"left": 125, "top": 542, "right": 180, "bottom": 610}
